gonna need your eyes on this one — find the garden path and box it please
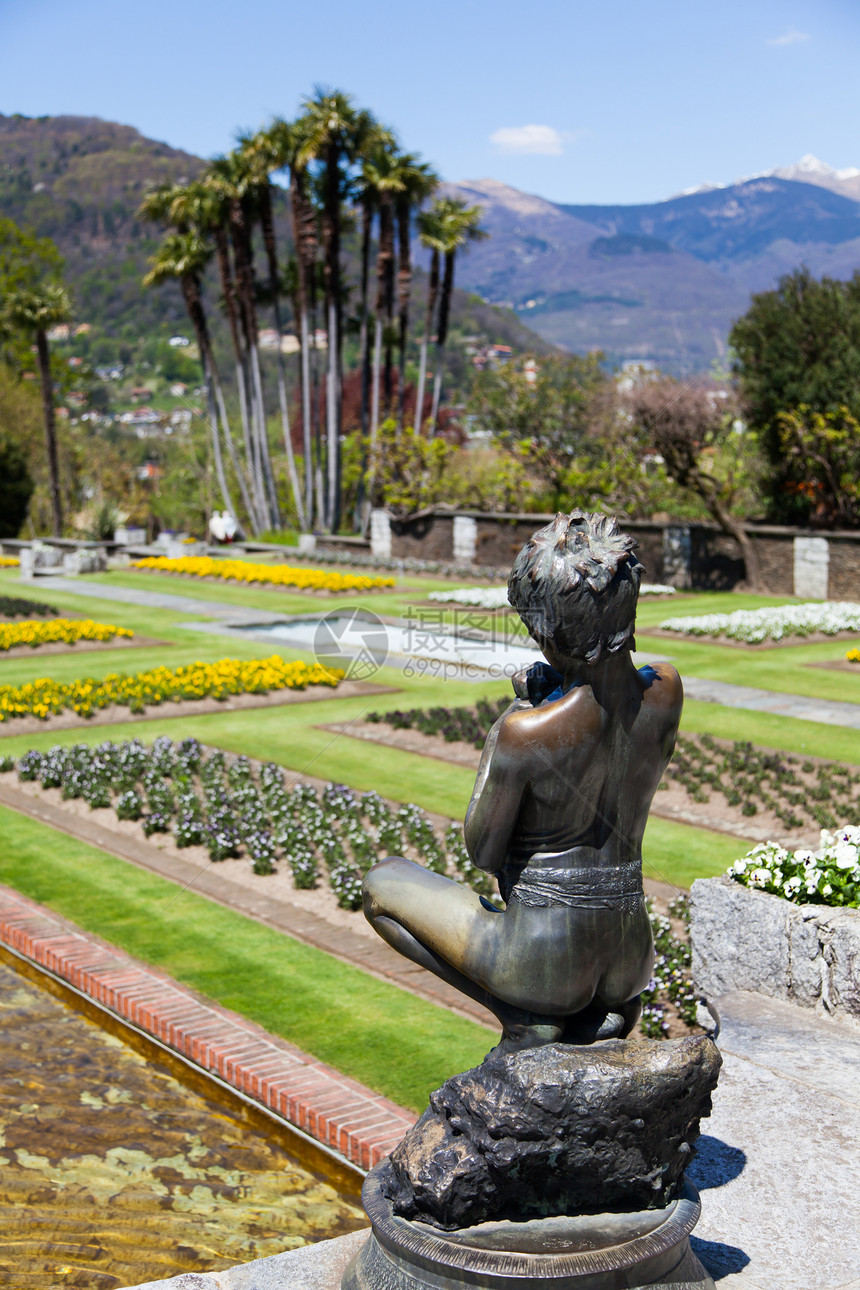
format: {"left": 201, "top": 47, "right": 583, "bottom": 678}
{"left": 32, "top": 576, "right": 290, "bottom": 623}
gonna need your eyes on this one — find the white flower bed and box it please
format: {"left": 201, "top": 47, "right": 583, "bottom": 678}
{"left": 729, "top": 827, "right": 859, "bottom": 908}
{"left": 659, "top": 601, "right": 860, "bottom": 643}
{"left": 429, "top": 584, "right": 676, "bottom": 610}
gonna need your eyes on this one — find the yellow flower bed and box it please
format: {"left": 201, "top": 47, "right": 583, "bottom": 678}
{"left": 0, "top": 619, "right": 134, "bottom": 651}
{"left": 0, "top": 656, "right": 343, "bottom": 723}
{"left": 131, "top": 554, "right": 395, "bottom": 592}
{"left": 0, "top": 557, "right": 20, "bottom": 568}
{"left": 848, "top": 648, "right": 860, "bottom": 663}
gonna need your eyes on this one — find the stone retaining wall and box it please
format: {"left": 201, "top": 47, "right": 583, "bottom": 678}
{"left": 689, "top": 875, "right": 860, "bottom": 1025}
{"left": 372, "top": 511, "right": 860, "bottom": 597}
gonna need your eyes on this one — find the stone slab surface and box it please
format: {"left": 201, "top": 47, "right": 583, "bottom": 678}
{"left": 681, "top": 676, "right": 860, "bottom": 730}
{"left": 687, "top": 991, "right": 860, "bottom": 1290}
{"left": 129, "top": 1228, "right": 368, "bottom": 1289}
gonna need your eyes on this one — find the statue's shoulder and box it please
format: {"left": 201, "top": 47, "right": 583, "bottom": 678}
{"left": 637, "top": 661, "right": 683, "bottom": 711}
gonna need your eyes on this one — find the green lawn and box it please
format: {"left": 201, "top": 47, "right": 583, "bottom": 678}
{"left": 0, "top": 804, "right": 493, "bottom": 1112}
{"left": 0, "top": 564, "right": 854, "bottom": 1082}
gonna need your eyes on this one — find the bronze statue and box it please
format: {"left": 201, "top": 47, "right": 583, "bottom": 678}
{"left": 363, "top": 511, "right": 683, "bottom": 1052}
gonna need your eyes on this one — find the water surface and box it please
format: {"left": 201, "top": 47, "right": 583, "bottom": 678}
{"left": 0, "top": 958, "right": 364, "bottom": 1288}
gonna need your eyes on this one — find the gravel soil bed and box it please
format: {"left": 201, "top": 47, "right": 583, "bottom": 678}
{"left": 0, "top": 634, "right": 165, "bottom": 659}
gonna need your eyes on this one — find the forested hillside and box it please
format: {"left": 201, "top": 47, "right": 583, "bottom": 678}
{"left": 0, "top": 113, "right": 548, "bottom": 375}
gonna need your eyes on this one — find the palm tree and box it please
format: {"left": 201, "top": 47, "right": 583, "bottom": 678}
{"left": 354, "top": 125, "right": 396, "bottom": 443}
{"left": 143, "top": 232, "right": 241, "bottom": 533}
{"left": 138, "top": 181, "right": 257, "bottom": 530}
{"left": 296, "top": 89, "right": 376, "bottom": 532}
{"left": 394, "top": 156, "right": 438, "bottom": 427}
{"left": 2, "top": 283, "right": 71, "bottom": 535}
{"left": 413, "top": 203, "right": 447, "bottom": 435}
{"left": 208, "top": 152, "right": 279, "bottom": 530}
{"left": 282, "top": 120, "right": 320, "bottom": 526}
{"left": 429, "top": 199, "right": 487, "bottom": 434}
{"left": 238, "top": 125, "right": 306, "bottom": 530}
{"left": 362, "top": 143, "right": 407, "bottom": 450}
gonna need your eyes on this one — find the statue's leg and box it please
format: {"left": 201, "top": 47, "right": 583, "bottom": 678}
{"left": 373, "top": 915, "right": 566, "bottom": 1054}
{"left": 562, "top": 995, "right": 642, "bottom": 1044}
{"left": 364, "top": 859, "right": 566, "bottom": 1052}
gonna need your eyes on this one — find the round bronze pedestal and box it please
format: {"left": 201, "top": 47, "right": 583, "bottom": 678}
{"left": 341, "top": 1164, "right": 715, "bottom": 1290}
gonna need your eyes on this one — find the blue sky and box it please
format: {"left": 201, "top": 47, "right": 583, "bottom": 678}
{"left": 2, "top": 0, "right": 857, "bottom": 205}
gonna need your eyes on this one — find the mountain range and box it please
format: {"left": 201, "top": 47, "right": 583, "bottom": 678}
{"left": 3, "top": 112, "right": 860, "bottom": 375}
{"left": 443, "top": 157, "right": 860, "bottom": 372}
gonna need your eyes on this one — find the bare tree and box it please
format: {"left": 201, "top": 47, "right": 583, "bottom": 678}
{"left": 627, "top": 375, "right": 763, "bottom": 591}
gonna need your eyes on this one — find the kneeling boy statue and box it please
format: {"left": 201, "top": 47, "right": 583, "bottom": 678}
{"left": 363, "top": 510, "right": 683, "bottom": 1053}
{"left": 345, "top": 512, "right": 721, "bottom": 1289}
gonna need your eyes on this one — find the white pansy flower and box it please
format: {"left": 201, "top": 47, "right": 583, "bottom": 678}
{"left": 834, "top": 841, "right": 859, "bottom": 870}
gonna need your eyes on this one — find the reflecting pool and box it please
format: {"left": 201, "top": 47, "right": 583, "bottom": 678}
{"left": 0, "top": 958, "right": 364, "bottom": 1288}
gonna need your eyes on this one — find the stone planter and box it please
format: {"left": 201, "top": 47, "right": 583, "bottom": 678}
{"left": 62, "top": 548, "right": 107, "bottom": 576}
{"left": 690, "top": 874, "right": 860, "bottom": 1025}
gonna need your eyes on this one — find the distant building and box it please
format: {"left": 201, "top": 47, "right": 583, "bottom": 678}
{"left": 169, "top": 382, "right": 189, "bottom": 396}
{"left": 46, "top": 324, "right": 70, "bottom": 342}
{"left": 120, "top": 406, "right": 161, "bottom": 426}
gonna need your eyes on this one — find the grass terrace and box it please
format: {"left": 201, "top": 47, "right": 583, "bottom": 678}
{"left": 0, "top": 565, "right": 856, "bottom": 1080}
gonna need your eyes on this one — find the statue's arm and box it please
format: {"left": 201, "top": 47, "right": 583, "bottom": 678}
{"left": 464, "top": 720, "right": 526, "bottom": 873}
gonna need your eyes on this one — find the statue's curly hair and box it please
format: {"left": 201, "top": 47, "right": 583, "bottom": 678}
{"left": 507, "top": 511, "right": 643, "bottom": 665}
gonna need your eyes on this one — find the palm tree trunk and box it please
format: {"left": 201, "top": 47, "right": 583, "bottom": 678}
{"left": 289, "top": 169, "right": 317, "bottom": 528}
{"left": 414, "top": 249, "right": 439, "bottom": 434}
{"left": 359, "top": 194, "right": 374, "bottom": 438}
{"left": 396, "top": 197, "right": 412, "bottom": 428}
{"left": 354, "top": 194, "right": 374, "bottom": 530}
{"left": 213, "top": 225, "right": 264, "bottom": 530}
{"left": 230, "top": 197, "right": 276, "bottom": 529}
{"left": 179, "top": 274, "right": 240, "bottom": 530}
{"left": 35, "top": 329, "right": 62, "bottom": 536}
{"left": 212, "top": 373, "right": 254, "bottom": 528}
{"left": 259, "top": 182, "right": 305, "bottom": 529}
{"left": 429, "top": 249, "right": 456, "bottom": 434}
{"left": 298, "top": 302, "right": 313, "bottom": 525}
{"left": 249, "top": 340, "right": 280, "bottom": 529}
{"left": 367, "top": 313, "right": 384, "bottom": 508}
{"left": 322, "top": 140, "right": 342, "bottom": 534}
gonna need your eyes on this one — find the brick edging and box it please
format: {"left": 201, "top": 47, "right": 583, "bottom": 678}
{"left": 0, "top": 882, "right": 415, "bottom": 1172}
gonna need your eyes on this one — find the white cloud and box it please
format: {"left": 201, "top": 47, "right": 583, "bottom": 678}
{"left": 489, "top": 124, "right": 566, "bottom": 156}
{"left": 768, "top": 29, "right": 810, "bottom": 45}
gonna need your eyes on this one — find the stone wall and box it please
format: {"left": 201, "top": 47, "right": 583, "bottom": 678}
{"left": 388, "top": 513, "right": 455, "bottom": 562}
{"left": 374, "top": 511, "right": 860, "bottom": 596}
{"left": 690, "top": 875, "right": 860, "bottom": 1025}
{"left": 829, "top": 536, "right": 860, "bottom": 599}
